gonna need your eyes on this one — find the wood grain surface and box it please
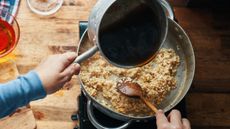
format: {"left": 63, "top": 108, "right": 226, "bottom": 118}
{"left": 0, "top": 0, "right": 229, "bottom": 129}
{"left": 186, "top": 93, "right": 230, "bottom": 127}
{"left": 0, "top": 108, "right": 36, "bottom": 129}
{"left": 14, "top": 0, "right": 96, "bottom": 74}
{"left": 0, "top": 61, "right": 36, "bottom": 129}
{"left": 175, "top": 7, "right": 230, "bottom": 92}
{"left": 175, "top": 7, "right": 230, "bottom": 129}
{"left": 8, "top": 0, "right": 96, "bottom": 128}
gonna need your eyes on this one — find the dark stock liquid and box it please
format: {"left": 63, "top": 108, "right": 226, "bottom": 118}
{"left": 99, "top": 4, "right": 161, "bottom": 67}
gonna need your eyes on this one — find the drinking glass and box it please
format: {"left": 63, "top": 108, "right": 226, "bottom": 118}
{"left": 0, "top": 9, "right": 20, "bottom": 58}
{"left": 26, "top": 0, "right": 64, "bottom": 16}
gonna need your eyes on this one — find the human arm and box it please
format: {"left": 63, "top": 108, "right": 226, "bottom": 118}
{"left": 0, "top": 71, "right": 46, "bottom": 118}
{"left": 0, "top": 52, "right": 80, "bottom": 118}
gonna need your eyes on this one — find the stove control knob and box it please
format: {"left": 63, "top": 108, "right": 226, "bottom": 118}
{"left": 71, "top": 114, "right": 79, "bottom": 121}
{"left": 74, "top": 126, "right": 79, "bottom": 129}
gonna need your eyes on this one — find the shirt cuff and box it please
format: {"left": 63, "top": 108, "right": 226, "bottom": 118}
{"left": 20, "top": 71, "right": 47, "bottom": 101}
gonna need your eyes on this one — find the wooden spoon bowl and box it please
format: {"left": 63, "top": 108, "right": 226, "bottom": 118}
{"left": 117, "top": 78, "right": 158, "bottom": 113}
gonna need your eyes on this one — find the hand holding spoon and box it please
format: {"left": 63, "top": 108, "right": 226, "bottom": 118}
{"left": 117, "top": 78, "right": 158, "bottom": 113}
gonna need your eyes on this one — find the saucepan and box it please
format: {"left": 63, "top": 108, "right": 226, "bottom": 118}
{"left": 77, "top": 1, "right": 195, "bottom": 129}
{"left": 74, "top": 0, "right": 169, "bottom": 68}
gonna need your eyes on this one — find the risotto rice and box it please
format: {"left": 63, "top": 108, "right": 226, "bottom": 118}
{"left": 80, "top": 48, "right": 180, "bottom": 116}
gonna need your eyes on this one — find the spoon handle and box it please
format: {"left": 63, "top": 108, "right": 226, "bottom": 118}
{"left": 140, "top": 96, "right": 158, "bottom": 113}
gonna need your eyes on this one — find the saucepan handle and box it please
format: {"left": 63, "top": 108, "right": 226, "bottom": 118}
{"left": 74, "top": 45, "right": 98, "bottom": 63}
{"left": 158, "top": 0, "right": 175, "bottom": 20}
{"left": 87, "top": 99, "right": 132, "bottom": 129}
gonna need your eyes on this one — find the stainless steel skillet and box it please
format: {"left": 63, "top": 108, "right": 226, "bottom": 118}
{"left": 77, "top": 18, "right": 195, "bottom": 129}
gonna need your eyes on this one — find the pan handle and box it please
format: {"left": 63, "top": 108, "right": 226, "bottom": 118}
{"left": 87, "top": 99, "right": 132, "bottom": 129}
{"left": 158, "top": 0, "right": 175, "bottom": 20}
{"left": 74, "top": 45, "right": 98, "bottom": 63}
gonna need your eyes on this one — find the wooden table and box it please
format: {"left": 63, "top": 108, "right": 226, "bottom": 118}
{"left": 2, "top": 0, "right": 97, "bottom": 129}
{"left": 15, "top": 0, "right": 97, "bottom": 74}
{"left": 1, "top": 0, "right": 230, "bottom": 129}
{"left": 174, "top": 7, "right": 230, "bottom": 129}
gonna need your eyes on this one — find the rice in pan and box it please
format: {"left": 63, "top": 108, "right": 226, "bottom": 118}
{"left": 80, "top": 48, "right": 180, "bottom": 116}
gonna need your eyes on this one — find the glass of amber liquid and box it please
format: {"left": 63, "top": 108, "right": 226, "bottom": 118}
{"left": 0, "top": 9, "right": 20, "bottom": 58}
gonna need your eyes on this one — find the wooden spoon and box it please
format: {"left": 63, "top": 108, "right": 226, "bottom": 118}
{"left": 117, "top": 79, "right": 158, "bottom": 113}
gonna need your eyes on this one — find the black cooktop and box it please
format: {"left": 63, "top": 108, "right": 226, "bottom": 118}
{"left": 72, "top": 21, "right": 187, "bottom": 129}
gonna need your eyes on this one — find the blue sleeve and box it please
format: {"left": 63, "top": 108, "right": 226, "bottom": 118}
{"left": 0, "top": 71, "right": 47, "bottom": 118}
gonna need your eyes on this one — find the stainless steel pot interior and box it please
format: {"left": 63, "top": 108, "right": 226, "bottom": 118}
{"left": 87, "top": 0, "right": 168, "bottom": 68}
{"left": 77, "top": 18, "right": 195, "bottom": 120}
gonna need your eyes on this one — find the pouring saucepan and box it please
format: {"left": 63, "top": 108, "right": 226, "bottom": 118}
{"left": 74, "top": 0, "right": 169, "bottom": 68}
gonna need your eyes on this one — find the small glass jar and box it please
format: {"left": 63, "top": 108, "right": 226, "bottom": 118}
{"left": 26, "top": 0, "right": 64, "bottom": 16}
